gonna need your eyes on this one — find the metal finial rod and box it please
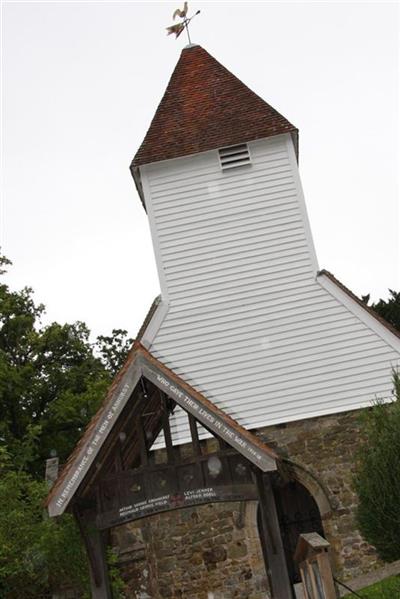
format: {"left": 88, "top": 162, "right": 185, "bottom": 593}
{"left": 183, "top": 11, "right": 200, "bottom": 44}
{"left": 185, "top": 17, "right": 191, "bottom": 44}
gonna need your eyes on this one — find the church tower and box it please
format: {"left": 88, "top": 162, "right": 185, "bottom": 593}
{"left": 47, "top": 44, "right": 400, "bottom": 599}
{"left": 131, "top": 44, "right": 400, "bottom": 445}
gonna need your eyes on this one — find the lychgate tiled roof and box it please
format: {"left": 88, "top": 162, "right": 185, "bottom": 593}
{"left": 132, "top": 45, "right": 297, "bottom": 168}
{"left": 45, "top": 343, "right": 279, "bottom": 516}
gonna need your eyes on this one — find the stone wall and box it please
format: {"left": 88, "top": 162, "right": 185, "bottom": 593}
{"left": 111, "top": 409, "right": 379, "bottom": 597}
{"left": 256, "top": 410, "right": 378, "bottom": 580}
{"left": 112, "top": 502, "right": 269, "bottom": 599}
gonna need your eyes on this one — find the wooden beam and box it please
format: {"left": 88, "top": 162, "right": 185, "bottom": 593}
{"left": 74, "top": 507, "right": 112, "bottom": 599}
{"left": 96, "top": 482, "right": 258, "bottom": 530}
{"left": 255, "top": 471, "right": 293, "bottom": 599}
{"left": 188, "top": 413, "right": 201, "bottom": 456}
{"left": 317, "top": 552, "right": 337, "bottom": 599}
{"left": 120, "top": 386, "right": 160, "bottom": 471}
{"left": 114, "top": 445, "right": 124, "bottom": 472}
{"left": 137, "top": 416, "right": 149, "bottom": 467}
{"left": 161, "top": 392, "right": 175, "bottom": 464}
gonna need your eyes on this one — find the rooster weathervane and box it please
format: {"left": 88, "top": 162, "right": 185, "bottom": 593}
{"left": 166, "top": 2, "right": 200, "bottom": 45}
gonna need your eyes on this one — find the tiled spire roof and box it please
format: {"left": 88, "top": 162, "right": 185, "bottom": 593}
{"left": 132, "top": 45, "right": 297, "bottom": 168}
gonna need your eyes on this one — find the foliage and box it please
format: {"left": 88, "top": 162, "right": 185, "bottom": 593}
{"left": 0, "top": 259, "right": 132, "bottom": 477}
{"left": 356, "top": 289, "right": 400, "bottom": 563}
{"left": 0, "top": 450, "right": 90, "bottom": 598}
{"left": 0, "top": 256, "right": 131, "bottom": 597}
{"left": 354, "top": 371, "right": 400, "bottom": 563}
{"left": 363, "top": 289, "right": 400, "bottom": 332}
{"left": 108, "top": 548, "right": 128, "bottom": 599}
{"left": 344, "top": 575, "right": 400, "bottom": 598}
{"left": 95, "top": 329, "right": 133, "bottom": 376}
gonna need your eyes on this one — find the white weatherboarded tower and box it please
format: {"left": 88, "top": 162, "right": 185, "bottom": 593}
{"left": 46, "top": 44, "right": 400, "bottom": 597}
{"left": 132, "top": 45, "right": 400, "bottom": 444}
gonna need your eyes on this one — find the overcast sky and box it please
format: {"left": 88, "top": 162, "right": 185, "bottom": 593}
{"left": 2, "top": 1, "right": 399, "bottom": 340}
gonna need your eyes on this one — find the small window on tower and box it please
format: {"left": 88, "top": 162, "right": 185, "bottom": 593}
{"left": 218, "top": 143, "right": 251, "bottom": 171}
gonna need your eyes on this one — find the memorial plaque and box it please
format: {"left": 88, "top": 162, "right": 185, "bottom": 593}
{"left": 96, "top": 483, "right": 257, "bottom": 530}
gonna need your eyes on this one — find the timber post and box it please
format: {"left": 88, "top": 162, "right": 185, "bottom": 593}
{"left": 255, "top": 470, "right": 293, "bottom": 598}
{"left": 74, "top": 507, "right": 113, "bottom": 598}
{"left": 294, "top": 532, "right": 338, "bottom": 598}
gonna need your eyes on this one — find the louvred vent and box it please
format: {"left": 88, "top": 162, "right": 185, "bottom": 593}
{"left": 218, "top": 144, "right": 251, "bottom": 171}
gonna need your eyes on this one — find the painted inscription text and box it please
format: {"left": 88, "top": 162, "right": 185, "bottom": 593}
{"left": 150, "top": 370, "right": 264, "bottom": 465}
{"left": 55, "top": 380, "right": 133, "bottom": 508}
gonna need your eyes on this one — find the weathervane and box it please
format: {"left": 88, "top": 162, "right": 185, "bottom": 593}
{"left": 166, "top": 2, "right": 200, "bottom": 45}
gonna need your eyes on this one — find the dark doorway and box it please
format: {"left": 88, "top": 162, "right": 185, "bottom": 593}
{"left": 258, "top": 479, "right": 325, "bottom": 586}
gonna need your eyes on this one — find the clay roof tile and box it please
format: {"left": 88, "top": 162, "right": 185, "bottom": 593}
{"left": 132, "top": 45, "right": 297, "bottom": 169}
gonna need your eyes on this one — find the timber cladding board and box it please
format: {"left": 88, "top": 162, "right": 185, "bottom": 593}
{"left": 46, "top": 345, "right": 277, "bottom": 517}
{"left": 140, "top": 134, "right": 400, "bottom": 448}
{"left": 141, "top": 135, "right": 315, "bottom": 310}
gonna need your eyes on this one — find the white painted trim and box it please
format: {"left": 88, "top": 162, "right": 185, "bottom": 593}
{"left": 140, "top": 165, "right": 170, "bottom": 302}
{"left": 318, "top": 273, "right": 400, "bottom": 353}
{"left": 285, "top": 134, "right": 319, "bottom": 275}
{"left": 140, "top": 133, "right": 288, "bottom": 171}
{"left": 140, "top": 299, "right": 170, "bottom": 349}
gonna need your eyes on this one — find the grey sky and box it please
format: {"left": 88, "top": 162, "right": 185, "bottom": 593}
{"left": 2, "top": 1, "right": 399, "bottom": 340}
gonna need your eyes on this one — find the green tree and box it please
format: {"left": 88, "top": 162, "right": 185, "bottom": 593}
{"left": 0, "top": 258, "right": 132, "bottom": 476}
{"left": 362, "top": 289, "right": 400, "bottom": 333}
{"left": 354, "top": 371, "right": 400, "bottom": 562}
{"left": 0, "top": 256, "right": 132, "bottom": 596}
{"left": 371, "top": 290, "right": 400, "bottom": 332}
{"left": 0, "top": 448, "right": 90, "bottom": 598}
{"left": 95, "top": 329, "right": 133, "bottom": 376}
